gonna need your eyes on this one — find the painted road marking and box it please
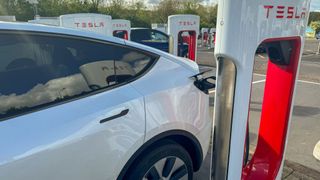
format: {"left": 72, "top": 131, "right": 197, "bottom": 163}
{"left": 254, "top": 73, "right": 266, "bottom": 77}
{"left": 258, "top": 54, "right": 266, "bottom": 59}
{"left": 313, "top": 141, "right": 320, "bottom": 161}
{"left": 252, "top": 79, "right": 266, "bottom": 84}
{"left": 297, "top": 80, "right": 320, "bottom": 86}
{"left": 252, "top": 79, "right": 320, "bottom": 85}
{"left": 253, "top": 74, "right": 320, "bottom": 85}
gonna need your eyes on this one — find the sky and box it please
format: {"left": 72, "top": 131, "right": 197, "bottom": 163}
{"left": 146, "top": 0, "right": 320, "bottom": 12}
{"left": 310, "top": 0, "right": 320, "bottom": 11}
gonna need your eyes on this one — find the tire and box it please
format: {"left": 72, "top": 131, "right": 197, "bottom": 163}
{"left": 125, "top": 140, "right": 193, "bottom": 180}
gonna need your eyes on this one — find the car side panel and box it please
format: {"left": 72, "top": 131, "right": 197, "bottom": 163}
{"left": 130, "top": 57, "right": 212, "bottom": 157}
{"left": 0, "top": 85, "right": 145, "bottom": 180}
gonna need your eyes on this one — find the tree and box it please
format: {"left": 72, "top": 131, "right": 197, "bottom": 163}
{"left": 0, "top": 0, "right": 218, "bottom": 28}
{"left": 180, "top": 0, "right": 203, "bottom": 14}
{"left": 126, "top": 1, "right": 152, "bottom": 27}
{"left": 101, "top": 0, "right": 126, "bottom": 19}
{"left": 155, "top": 0, "right": 180, "bottom": 23}
{"left": 206, "top": 4, "right": 217, "bottom": 28}
{"left": 310, "top": 21, "right": 320, "bottom": 33}
{"left": 88, "top": 0, "right": 103, "bottom": 12}
{"left": 308, "top": 12, "right": 320, "bottom": 25}
{"left": 0, "top": 0, "right": 34, "bottom": 21}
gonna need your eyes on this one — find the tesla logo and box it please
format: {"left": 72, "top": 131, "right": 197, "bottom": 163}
{"left": 113, "top": 24, "right": 128, "bottom": 28}
{"left": 74, "top": 22, "right": 105, "bottom": 28}
{"left": 179, "top": 21, "right": 197, "bottom": 26}
{"left": 264, "top": 5, "right": 307, "bottom": 19}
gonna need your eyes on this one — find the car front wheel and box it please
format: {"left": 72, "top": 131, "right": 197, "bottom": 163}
{"left": 125, "top": 140, "right": 193, "bottom": 180}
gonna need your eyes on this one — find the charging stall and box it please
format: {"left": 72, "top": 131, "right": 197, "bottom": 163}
{"left": 201, "top": 28, "right": 209, "bottom": 47}
{"left": 112, "top": 19, "right": 131, "bottom": 40}
{"left": 209, "top": 28, "right": 216, "bottom": 49}
{"left": 212, "top": 0, "right": 311, "bottom": 179}
{"left": 59, "top": 13, "right": 112, "bottom": 36}
{"left": 168, "top": 15, "right": 200, "bottom": 61}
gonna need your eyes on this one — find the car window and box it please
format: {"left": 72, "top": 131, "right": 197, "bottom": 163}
{"left": 131, "top": 29, "right": 168, "bottom": 43}
{"left": 150, "top": 30, "right": 168, "bottom": 43}
{"left": 0, "top": 32, "right": 156, "bottom": 120}
{"left": 113, "top": 31, "right": 125, "bottom": 39}
{"left": 131, "top": 29, "right": 151, "bottom": 42}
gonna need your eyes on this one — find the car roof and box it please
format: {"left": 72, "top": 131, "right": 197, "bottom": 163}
{"left": 131, "top": 27, "right": 149, "bottom": 30}
{"left": 0, "top": 21, "right": 125, "bottom": 45}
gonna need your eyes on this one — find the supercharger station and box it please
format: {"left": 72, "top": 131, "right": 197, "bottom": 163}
{"left": 201, "top": 28, "right": 209, "bottom": 47}
{"left": 112, "top": 19, "right": 131, "bottom": 40}
{"left": 209, "top": 28, "right": 216, "bottom": 49}
{"left": 59, "top": 13, "right": 112, "bottom": 36}
{"left": 168, "top": 15, "right": 200, "bottom": 61}
{"left": 212, "top": 0, "right": 311, "bottom": 179}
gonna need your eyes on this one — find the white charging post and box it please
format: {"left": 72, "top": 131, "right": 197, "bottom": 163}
{"left": 168, "top": 15, "right": 200, "bottom": 61}
{"left": 201, "top": 28, "right": 209, "bottom": 47}
{"left": 112, "top": 19, "right": 131, "bottom": 40}
{"left": 212, "top": 0, "right": 311, "bottom": 179}
{"left": 59, "top": 13, "right": 112, "bottom": 36}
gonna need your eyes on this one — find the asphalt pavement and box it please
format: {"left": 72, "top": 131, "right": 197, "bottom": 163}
{"left": 194, "top": 39, "right": 320, "bottom": 179}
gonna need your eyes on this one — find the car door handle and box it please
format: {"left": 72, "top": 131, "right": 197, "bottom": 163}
{"left": 99, "top": 109, "right": 129, "bottom": 124}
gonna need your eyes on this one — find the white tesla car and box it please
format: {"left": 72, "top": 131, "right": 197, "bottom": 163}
{"left": 0, "top": 22, "right": 213, "bottom": 180}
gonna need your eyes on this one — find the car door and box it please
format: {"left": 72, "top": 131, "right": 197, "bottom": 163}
{"left": 0, "top": 31, "right": 157, "bottom": 180}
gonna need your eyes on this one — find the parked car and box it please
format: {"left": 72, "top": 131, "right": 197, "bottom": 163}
{"left": 130, "top": 28, "right": 189, "bottom": 57}
{"left": 0, "top": 22, "right": 213, "bottom": 180}
{"left": 316, "top": 32, "right": 320, "bottom": 40}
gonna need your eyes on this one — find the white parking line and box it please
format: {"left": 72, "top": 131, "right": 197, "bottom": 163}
{"left": 297, "top": 80, "right": 320, "bottom": 85}
{"left": 213, "top": 74, "right": 319, "bottom": 92}
{"left": 209, "top": 90, "right": 216, "bottom": 94}
{"left": 253, "top": 73, "right": 266, "bottom": 77}
{"left": 258, "top": 54, "right": 266, "bottom": 59}
{"left": 252, "top": 75, "right": 320, "bottom": 86}
{"left": 252, "top": 79, "right": 266, "bottom": 84}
